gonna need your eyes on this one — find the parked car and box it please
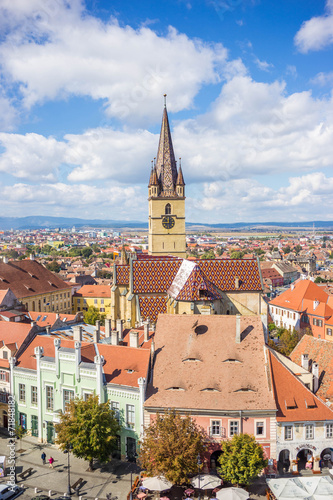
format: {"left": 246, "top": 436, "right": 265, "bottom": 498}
{"left": 0, "top": 485, "right": 23, "bottom": 500}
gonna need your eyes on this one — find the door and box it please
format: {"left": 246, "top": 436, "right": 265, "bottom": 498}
{"left": 31, "top": 415, "right": 38, "bottom": 437}
{"left": 46, "top": 422, "right": 55, "bottom": 443}
{"left": 126, "top": 437, "right": 136, "bottom": 461}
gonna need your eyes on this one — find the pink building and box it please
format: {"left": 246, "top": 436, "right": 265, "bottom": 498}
{"left": 144, "top": 314, "right": 277, "bottom": 470}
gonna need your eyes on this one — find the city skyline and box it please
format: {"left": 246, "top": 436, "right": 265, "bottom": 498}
{"left": 0, "top": 0, "right": 333, "bottom": 223}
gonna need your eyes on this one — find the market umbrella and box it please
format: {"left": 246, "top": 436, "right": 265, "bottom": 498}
{"left": 298, "top": 476, "right": 333, "bottom": 497}
{"left": 191, "top": 474, "right": 222, "bottom": 490}
{"left": 216, "top": 487, "right": 249, "bottom": 500}
{"left": 142, "top": 476, "right": 173, "bottom": 492}
{"left": 267, "top": 478, "right": 309, "bottom": 498}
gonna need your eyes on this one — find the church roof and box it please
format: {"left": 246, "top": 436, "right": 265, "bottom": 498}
{"left": 168, "top": 260, "right": 221, "bottom": 301}
{"left": 131, "top": 257, "right": 262, "bottom": 294}
{"left": 176, "top": 165, "right": 185, "bottom": 186}
{"left": 138, "top": 295, "right": 167, "bottom": 323}
{"left": 155, "top": 105, "right": 178, "bottom": 194}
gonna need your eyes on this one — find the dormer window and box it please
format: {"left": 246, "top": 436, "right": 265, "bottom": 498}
{"left": 165, "top": 203, "right": 171, "bottom": 215}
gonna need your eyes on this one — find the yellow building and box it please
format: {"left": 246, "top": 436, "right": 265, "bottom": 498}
{"left": 148, "top": 98, "right": 186, "bottom": 258}
{"left": 0, "top": 256, "right": 72, "bottom": 313}
{"left": 72, "top": 285, "right": 111, "bottom": 316}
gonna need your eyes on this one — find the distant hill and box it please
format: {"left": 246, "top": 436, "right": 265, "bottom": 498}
{"left": 0, "top": 216, "right": 333, "bottom": 231}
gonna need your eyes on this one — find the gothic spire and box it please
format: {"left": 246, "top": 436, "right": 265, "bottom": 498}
{"left": 155, "top": 96, "right": 178, "bottom": 194}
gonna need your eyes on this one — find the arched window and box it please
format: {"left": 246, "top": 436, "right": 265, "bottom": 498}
{"left": 165, "top": 203, "right": 171, "bottom": 214}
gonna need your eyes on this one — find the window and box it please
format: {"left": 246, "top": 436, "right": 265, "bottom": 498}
{"left": 165, "top": 203, "right": 171, "bottom": 215}
{"left": 326, "top": 424, "right": 333, "bottom": 438}
{"left": 229, "top": 420, "right": 239, "bottom": 436}
{"left": 126, "top": 404, "right": 135, "bottom": 428}
{"left": 305, "top": 424, "right": 314, "bottom": 440}
{"left": 100, "top": 308, "right": 105, "bottom": 312}
{"left": 0, "top": 370, "right": 8, "bottom": 381}
{"left": 94, "top": 299, "right": 98, "bottom": 305}
{"left": 19, "top": 412, "right": 27, "bottom": 429}
{"left": 211, "top": 420, "right": 221, "bottom": 436}
{"left": 46, "top": 386, "right": 53, "bottom": 411}
{"left": 31, "top": 386, "right": 38, "bottom": 405}
{"left": 313, "top": 318, "right": 323, "bottom": 327}
{"left": 284, "top": 425, "right": 292, "bottom": 440}
{"left": 63, "top": 389, "right": 74, "bottom": 409}
{"left": 111, "top": 401, "right": 120, "bottom": 422}
{"left": 2, "top": 351, "right": 8, "bottom": 359}
{"left": 302, "top": 314, "right": 309, "bottom": 324}
{"left": 83, "top": 392, "right": 93, "bottom": 401}
{"left": 77, "top": 298, "right": 81, "bottom": 304}
{"left": 101, "top": 299, "right": 104, "bottom": 305}
{"left": 19, "top": 383, "right": 26, "bottom": 403}
{"left": 327, "top": 328, "right": 332, "bottom": 336}
{"left": 256, "top": 421, "right": 265, "bottom": 436}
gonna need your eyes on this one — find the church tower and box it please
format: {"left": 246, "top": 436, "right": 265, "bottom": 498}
{"left": 148, "top": 97, "right": 186, "bottom": 257}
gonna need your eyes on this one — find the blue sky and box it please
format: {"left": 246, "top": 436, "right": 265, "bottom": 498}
{"left": 0, "top": 0, "right": 333, "bottom": 223}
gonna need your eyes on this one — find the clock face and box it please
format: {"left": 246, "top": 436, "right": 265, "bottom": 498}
{"left": 162, "top": 216, "right": 175, "bottom": 229}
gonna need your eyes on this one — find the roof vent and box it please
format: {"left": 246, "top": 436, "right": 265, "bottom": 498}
{"left": 235, "top": 387, "right": 255, "bottom": 393}
{"left": 201, "top": 387, "right": 220, "bottom": 392}
{"left": 223, "top": 358, "right": 242, "bottom": 364}
{"left": 166, "top": 386, "right": 185, "bottom": 391}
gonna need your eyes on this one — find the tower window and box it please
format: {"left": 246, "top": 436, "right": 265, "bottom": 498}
{"left": 165, "top": 203, "right": 171, "bottom": 214}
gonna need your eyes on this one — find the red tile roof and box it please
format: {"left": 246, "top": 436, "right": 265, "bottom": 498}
{"left": 74, "top": 285, "right": 111, "bottom": 298}
{"left": 145, "top": 314, "right": 275, "bottom": 411}
{"left": 268, "top": 348, "right": 333, "bottom": 421}
{"left": 290, "top": 335, "right": 333, "bottom": 404}
{"left": 0, "top": 259, "right": 71, "bottom": 298}
{"left": 269, "top": 280, "right": 330, "bottom": 312}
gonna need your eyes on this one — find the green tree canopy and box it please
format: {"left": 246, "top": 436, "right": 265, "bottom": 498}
{"left": 46, "top": 260, "right": 61, "bottom": 273}
{"left": 218, "top": 434, "right": 267, "bottom": 486}
{"left": 139, "top": 410, "right": 207, "bottom": 485}
{"left": 84, "top": 306, "right": 106, "bottom": 326}
{"left": 230, "top": 251, "right": 245, "bottom": 259}
{"left": 55, "top": 395, "right": 120, "bottom": 470}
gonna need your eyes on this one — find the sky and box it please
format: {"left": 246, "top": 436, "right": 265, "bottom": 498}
{"left": 0, "top": 0, "right": 333, "bottom": 224}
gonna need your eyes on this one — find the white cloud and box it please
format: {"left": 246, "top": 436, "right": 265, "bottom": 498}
{"left": 191, "top": 172, "right": 333, "bottom": 222}
{"left": 254, "top": 58, "right": 273, "bottom": 72}
{"left": 294, "top": 0, "right": 333, "bottom": 53}
{"left": 311, "top": 71, "right": 333, "bottom": 86}
{"left": 0, "top": 133, "right": 66, "bottom": 181}
{"left": 1, "top": 182, "right": 146, "bottom": 219}
{"left": 0, "top": 0, "right": 232, "bottom": 124}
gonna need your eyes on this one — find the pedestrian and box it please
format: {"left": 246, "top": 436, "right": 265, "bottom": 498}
{"left": 48, "top": 456, "right": 54, "bottom": 468}
{"left": 41, "top": 451, "right": 46, "bottom": 465}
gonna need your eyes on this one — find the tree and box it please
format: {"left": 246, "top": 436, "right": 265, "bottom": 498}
{"left": 282, "top": 246, "right": 291, "bottom": 254}
{"left": 46, "top": 260, "right": 61, "bottom": 273}
{"left": 217, "top": 434, "right": 267, "bottom": 486}
{"left": 230, "top": 251, "right": 245, "bottom": 259}
{"left": 139, "top": 410, "right": 207, "bottom": 485}
{"left": 84, "top": 306, "right": 106, "bottom": 326}
{"left": 55, "top": 395, "right": 120, "bottom": 470}
{"left": 294, "top": 244, "right": 302, "bottom": 255}
{"left": 82, "top": 247, "right": 93, "bottom": 258}
{"left": 15, "top": 424, "right": 27, "bottom": 451}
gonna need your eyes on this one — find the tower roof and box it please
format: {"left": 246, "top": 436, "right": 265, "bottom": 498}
{"left": 155, "top": 105, "right": 178, "bottom": 193}
{"left": 176, "top": 164, "right": 185, "bottom": 186}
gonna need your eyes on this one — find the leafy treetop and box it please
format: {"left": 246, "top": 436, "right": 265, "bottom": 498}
{"left": 139, "top": 410, "right": 207, "bottom": 485}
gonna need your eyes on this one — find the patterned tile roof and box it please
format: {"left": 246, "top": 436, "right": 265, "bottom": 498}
{"left": 133, "top": 259, "right": 182, "bottom": 293}
{"left": 115, "top": 264, "right": 130, "bottom": 285}
{"left": 132, "top": 258, "right": 262, "bottom": 294}
{"left": 138, "top": 296, "right": 167, "bottom": 322}
{"left": 168, "top": 260, "right": 221, "bottom": 301}
{"left": 197, "top": 258, "right": 262, "bottom": 292}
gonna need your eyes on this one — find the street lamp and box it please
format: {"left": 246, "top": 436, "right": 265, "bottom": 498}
{"left": 197, "top": 454, "right": 202, "bottom": 500}
{"left": 64, "top": 443, "right": 73, "bottom": 497}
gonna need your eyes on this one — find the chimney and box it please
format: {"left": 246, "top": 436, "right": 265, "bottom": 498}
{"left": 31, "top": 321, "right": 37, "bottom": 328}
{"left": 55, "top": 313, "right": 60, "bottom": 320}
{"left": 94, "top": 320, "right": 100, "bottom": 343}
{"left": 105, "top": 318, "right": 111, "bottom": 338}
{"left": 291, "top": 283, "right": 295, "bottom": 291}
{"left": 73, "top": 325, "right": 82, "bottom": 342}
{"left": 301, "top": 354, "right": 309, "bottom": 371}
{"left": 312, "top": 362, "right": 319, "bottom": 393}
{"left": 3, "top": 256, "right": 8, "bottom": 264}
{"left": 235, "top": 314, "right": 241, "bottom": 343}
{"left": 111, "top": 331, "right": 119, "bottom": 346}
{"left": 116, "top": 319, "right": 123, "bottom": 341}
{"left": 313, "top": 299, "right": 319, "bottom": 311}
{"left": 46, "top": 325, "right": 51, "bottom": 335}
{"left": 143, "top": 320, "right": 150, "bottom": 342}
{"left": 30, "top": 253, "right": 35, "bottom": 261}
{"left": 130, "top": 331, "right": 139, "bottom": 348}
